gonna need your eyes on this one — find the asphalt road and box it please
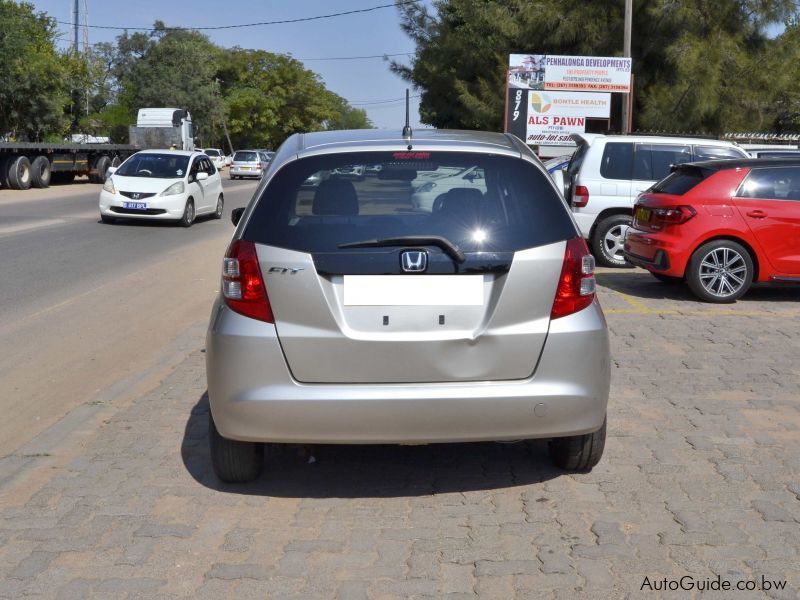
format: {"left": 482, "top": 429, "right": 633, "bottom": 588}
{"left": 0, "top": 176, "right": 260, "bottom": 456}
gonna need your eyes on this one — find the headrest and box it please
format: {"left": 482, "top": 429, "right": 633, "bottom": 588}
{"left": 434, "top": 187, "right": 483, "bottom": 220}
{"left": 312, "top": 179, "right": 359, "bottom": 216}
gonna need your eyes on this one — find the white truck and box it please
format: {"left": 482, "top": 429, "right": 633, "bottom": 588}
{"left": 0, "top": 108, "right": 194, "bottom": 190}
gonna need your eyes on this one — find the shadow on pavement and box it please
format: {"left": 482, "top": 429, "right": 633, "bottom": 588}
{"left": 597, "top": 269, "right": 800, "bottom": 303}
{"left": 181, "top": 392, "right": 561, "bottom": 498}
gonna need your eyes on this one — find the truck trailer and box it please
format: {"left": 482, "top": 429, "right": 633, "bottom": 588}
{"left": 0, "top": 108, "right": 194, "bottom": 191}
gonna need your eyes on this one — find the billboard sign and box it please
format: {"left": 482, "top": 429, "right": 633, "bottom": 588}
{"left": 543, "top": 55, "right": 632, "bottom": 93}
{"left": 528, "top": 91, "right": 611, "bottom": 119}
{"left": 508, "top": 54, "right": 632, "bottom": 93}
{"left": 506, "top": 53, "right": 628, "bottom": 147}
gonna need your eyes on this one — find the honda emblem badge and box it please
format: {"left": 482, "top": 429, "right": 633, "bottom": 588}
{"left": 400, "top": 250, "right": 428, "bottom": 273}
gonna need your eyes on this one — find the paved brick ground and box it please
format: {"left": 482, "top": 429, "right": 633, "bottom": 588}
{"left": 1, "top": 269, "right": 799, "bottom": 599}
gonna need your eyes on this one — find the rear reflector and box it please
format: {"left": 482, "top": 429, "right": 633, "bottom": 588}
{"left": 573, "top": 185, "right": 590, "bottom": 208}
{"left": 551, "top": 237, "right": 596, "bottom": 319}
{"left": 221, "top": 240, "right": 274, "bottom": 322}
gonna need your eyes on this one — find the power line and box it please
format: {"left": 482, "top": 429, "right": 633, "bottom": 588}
{"left": 350, "top": 94, "right": 421, "bottom": 106}
{"left": 55, "top": 1, "right": 420, "bottom": 31}
{"left": 299, "top": 52, "right": 413, "bottom": 61}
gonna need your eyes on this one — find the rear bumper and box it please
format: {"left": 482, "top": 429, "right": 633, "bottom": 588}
{"left": 623, "top": 229, "right": 686, "bottom": 276}
{"left": 230, "top": 167, "right": 263, "bottom": 178}
{"left": 205, "top": 300, "right": 610, "bottom": 444}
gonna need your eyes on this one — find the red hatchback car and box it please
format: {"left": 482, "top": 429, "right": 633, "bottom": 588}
{"left": 624, "top": 159, "right": 800, "bottom": 302}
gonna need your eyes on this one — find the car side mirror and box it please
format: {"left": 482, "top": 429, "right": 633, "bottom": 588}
{"left": 196, "top": 172, "right": 209, "bottom": 181}
{"left": 107, "top": 166, "right": 117, "bottom": 175}
{"left": 231, "top": 207, "right": 245, "bottom": 226}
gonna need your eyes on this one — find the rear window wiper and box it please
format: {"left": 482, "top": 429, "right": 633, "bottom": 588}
{"left": 338, "top": 235, "right": 466, "bottom": 263}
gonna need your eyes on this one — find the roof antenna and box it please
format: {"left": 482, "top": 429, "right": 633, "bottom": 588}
{"left": 402, "top": 89, "right": 413, "bottom": 150}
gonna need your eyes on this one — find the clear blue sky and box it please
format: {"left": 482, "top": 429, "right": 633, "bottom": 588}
{"left": 28, "top": 0, "right": 429, "bottom": 130}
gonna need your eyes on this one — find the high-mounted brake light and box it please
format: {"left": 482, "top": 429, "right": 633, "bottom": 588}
{"left": 573, "top": 185, "right": 590, "bottom": 208}
{"left": 551, "top": 237, "right": 596, "bottom": 319}
{"left": 221, "top": 240, "right": 273, "bottom": 322}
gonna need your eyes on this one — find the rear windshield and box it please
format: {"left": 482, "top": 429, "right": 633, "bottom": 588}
{"left": 234, "top": 151, "right": 258, "bottom": 162}
{"left": 244, "top": 151, "right": 576, "bottom": 253}
{"left": 204, "top": 149, "right": 220, "bottom": 157}
{"left": 116, "top": 153, "right": 189, "bottom": 178}
{"left": 651, "top": 166, "right": 715, "bottom": 195}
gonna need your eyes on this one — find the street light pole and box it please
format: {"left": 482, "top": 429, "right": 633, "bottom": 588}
{"left": 621, "top": 0, "right": 633, "bottom": 133}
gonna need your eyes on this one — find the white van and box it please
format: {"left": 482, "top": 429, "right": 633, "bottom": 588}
{"left": 562, "top": 134, "right": 748, "bottom": 266}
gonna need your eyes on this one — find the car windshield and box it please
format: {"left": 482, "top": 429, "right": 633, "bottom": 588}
{"left": 244, "top": 151, "right": 576, "bottom": 254}
{"left": 115, "top": 153, "right": 189, "bottom": 178}
{"left": 234, "top": 152, "right": 258, "bottom": 162}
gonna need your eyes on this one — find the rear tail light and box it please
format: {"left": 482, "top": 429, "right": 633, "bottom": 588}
{"left": 256, "top": 162, "right": 262, "bottom": 169}
{"left": 649, "top": 205, "right": 697, "bottom": 230}
{"left": 573, "top": 185, "right": 590, "bottom": 208}
{"left": 551, "top": 237, "right": 596, "bottom": 319}
{"left": 221, "top": 240, "right": 273, "bottom": 322}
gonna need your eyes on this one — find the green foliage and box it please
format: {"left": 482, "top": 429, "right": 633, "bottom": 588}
{"left": 119, "top": 24, "right": 226, "bottom": 144}
{"left": 395, "top": 0, "right": 800, "bottom": 134}
{"left": 0, "top": 0, "right": 68, "bottom": 139}
{"left": 219, "top": 49, "right": 372, "bottom": 150}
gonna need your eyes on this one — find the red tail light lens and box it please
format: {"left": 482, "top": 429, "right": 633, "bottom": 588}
{"left": 648, "top": 205, "right": 697, "bottom": 230}
{"left": 221, "top": 240, "right": 274, "bottom": 322}
{"left": 256, "top": 162, "right": 262, "bottom": 169}
{"left": 551, "top": 237, "right": 596, "bottom": 319}
{"left": 573, "top": 185, "right": 590, "bottom": 208}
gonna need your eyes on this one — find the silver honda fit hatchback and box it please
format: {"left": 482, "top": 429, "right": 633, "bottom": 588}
{"left": 206, "top": 129, "right": 610, "bottom": 482}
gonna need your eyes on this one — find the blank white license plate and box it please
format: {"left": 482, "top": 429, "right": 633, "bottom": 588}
{"left": 343, "top": 275, "right": 483, "bottom": 306}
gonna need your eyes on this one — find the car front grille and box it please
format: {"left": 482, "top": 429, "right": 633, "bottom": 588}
{"left": 111, "top": 206, "right": 167, "bottom": 215}
{"left": 120, "top": 191, "right": 157, "bottom": 200}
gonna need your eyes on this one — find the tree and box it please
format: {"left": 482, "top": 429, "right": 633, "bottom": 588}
{"left": 219, "top": 49, "right": 371, "bottom": 150}
{"left": 324, "top": 95, "right": 373, "bottom": 131}
{"left": 0, "top": 0, "right": 68, "bottom": 139}
{"left": 117, "top": 22, "right": 226, "bottom": 145}
{"left": 394, "top": 0, "right": 799, "bottom": 134}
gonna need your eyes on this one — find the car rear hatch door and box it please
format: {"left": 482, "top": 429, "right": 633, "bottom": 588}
{"left": 243, "top": 150, "right": 578, "bottom": 384}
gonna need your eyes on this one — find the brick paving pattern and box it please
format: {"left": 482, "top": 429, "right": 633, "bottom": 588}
{"left": 1, "top": 269, "right": 799, "bottom": 598}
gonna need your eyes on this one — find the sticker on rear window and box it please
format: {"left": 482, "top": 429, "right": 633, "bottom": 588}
{"left": 393, "top": 152, "right": 431, "bottom": 160}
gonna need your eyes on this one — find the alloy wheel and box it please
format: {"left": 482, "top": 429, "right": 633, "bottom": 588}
{"left": 698, "top": 247, "right": 747, "bottom": 298}
{"left": 603, "top": 223, "right": 629, "bottom": 262}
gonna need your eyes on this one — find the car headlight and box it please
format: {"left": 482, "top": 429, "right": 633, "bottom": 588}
{"left": 418, "top": 182, "right": 436, "bottom": 193}
{"left": 160, "top": 181, "right": 185, "bottom": 196}
{"left": 102, "top": 178, "right": 115, "bottom": 194}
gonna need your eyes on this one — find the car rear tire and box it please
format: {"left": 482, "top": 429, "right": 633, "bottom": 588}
{"left": 213, "top": 194, "right": 224, "bottom": 219}
{"left": 209, "top": 411, "right": 263, "bottom": 483}
{"left": 651, "top": 272, "right": 682, "bottom": 284}
{"left": 100, "top": 214, "right": 116, "bottom": 224}
{"left": 548, "top": 418, "right": 606, "bottom": 471}
{"left": 7, "top": 155, "right": 32, "bottom": 190}
{"left": 30, "top": 156, "right": 51, "bottom": 188}
{"left": 179, "top": 200, "right": 194, "bottom": 228}
{"left": 686, "top": 239, "right": 753, "bottom": 303}
{"left": 592, "top": 215, "right": 633, "bottom": 268}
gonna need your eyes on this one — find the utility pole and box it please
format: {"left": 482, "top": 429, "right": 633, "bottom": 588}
{"left": 621, "top": 0, "right": 632, "bottom": 133}
{"left": 72, "top": 0, "right": 80, "bottom": 52}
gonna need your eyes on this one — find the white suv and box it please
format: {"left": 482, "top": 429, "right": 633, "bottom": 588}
{"left": 563, "top": 133, "right": 748, "bottom": 266}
